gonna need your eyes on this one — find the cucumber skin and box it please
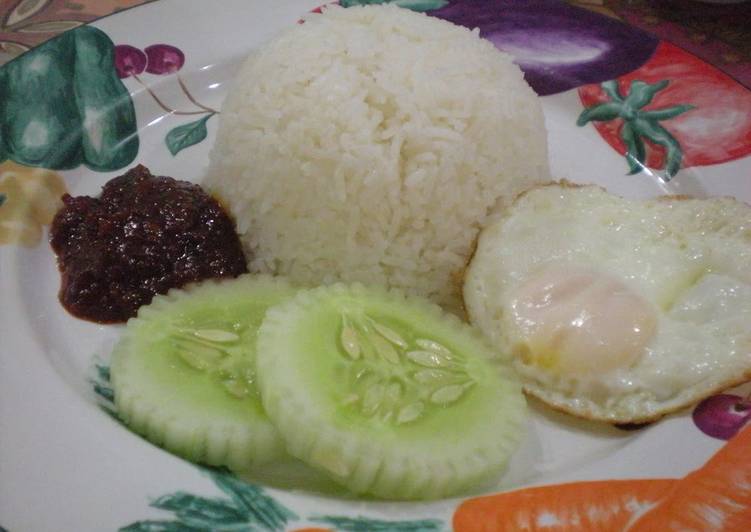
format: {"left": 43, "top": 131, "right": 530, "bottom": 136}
{"left": 111, "top": 275, "right": 298, "bottom": 472}
{"left": 256, "top": 283, "right": 527, "bottom": 500}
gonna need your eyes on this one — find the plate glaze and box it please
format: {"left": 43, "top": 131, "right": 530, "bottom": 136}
{"left": 1, "top": 1, "right": 750, "bottom": 530}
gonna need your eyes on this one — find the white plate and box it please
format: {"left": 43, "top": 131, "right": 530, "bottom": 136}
{"left": 1, "top": 0, "right": 749, "bottom": 530}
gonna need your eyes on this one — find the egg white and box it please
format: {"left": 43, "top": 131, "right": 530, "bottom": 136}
{"left": 463, "top": 183, "right": 751, "bottom": 423}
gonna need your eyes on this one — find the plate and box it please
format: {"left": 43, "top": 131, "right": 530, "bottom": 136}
{"left": 1, "top": 0, "right": 750, "bottom": 530}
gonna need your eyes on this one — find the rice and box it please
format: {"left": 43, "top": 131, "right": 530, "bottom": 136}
{"left": 207, "top": 4, "right": 549, "bottom": 309}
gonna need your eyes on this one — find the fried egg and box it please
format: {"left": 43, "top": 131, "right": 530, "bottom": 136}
{"left": 463, "top": 183, "right": 751, "bottom": 423}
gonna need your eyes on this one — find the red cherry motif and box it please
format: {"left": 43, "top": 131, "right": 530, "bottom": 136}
{"left": 145, "top": 44, "right": 185, "bottom": 75}
{"left": 113, "top": 44, "right": 147, "bottom": 78}
{"left": 692, "top": 393, "right": 751, "bottom": 440}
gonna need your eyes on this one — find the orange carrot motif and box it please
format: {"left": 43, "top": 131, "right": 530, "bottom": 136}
{"left": 454, "top": 426, "right": 751, "bottom": 531}
{"left": 629, "top": 426, "right": 751, "bottom": 531}
{"left": 453, "top": 478, "right": 675, "bottom": 532}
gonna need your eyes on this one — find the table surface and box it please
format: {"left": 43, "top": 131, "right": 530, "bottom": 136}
{"left": 0, "top": 0, "right": 749, "bottom": 88}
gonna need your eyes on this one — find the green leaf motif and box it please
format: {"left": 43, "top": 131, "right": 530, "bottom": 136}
{"left": 91, "top": 364, "right": 115, "bottom": 403}
{"left": 165, "top": 114, "right": 214, "bottom": 156}
{"left": 620, "top": 122, "right": 646, "bottom": 175}
{"left": 95, "top": 363, "right": 297, "bottom": 532}
{"left": 600, "top": 80, "right": 624, "bottom": 102}
{"left": 576, "top": 101, "right": 621, "bottom": 126}
{"left": 89, "top": 363, "right": 120, "bottom": 420}
{"left": 92, "top": 382, "right": 114, "bottom": 403}
{"left": 18, "top": 20, "right": 84, "bottom": 33}
{"left": 0, "top": 192, "right": 6, "bottom": 207}
{"left": 313, "top": 515, "right": 444, "bottom": 531}
{"left": 151, "top": 493, "right": 246, "bottom": 527}
{"left": 577, "top": 79, "right": 694, "bottom": 181}
{"left": 340, "top": 0, "right": 448, "bottom": 12}
{"left": 120, "top": 521, "right": 208, "bottom": 532}
{"left": 4, "top": 0, "right": 49, "bottom": 27}
{"left": 635, "top": 117, "right": 684, "bottom": 178}
{"left": 641, "top": 104, "right": 695, "bottom": 122}
{"left": 96, "top": 364, "right": 111, "bottom": 382}
{"left": 623, "top": 80, "right": 669, "bottom": 109}
{"left": 211, "top": 469, "right": 297, "bottom": 529}
{"left": 121, "top": 468, "right": 297, "bottom": 532}
{"left": 0, "top": 25, "right": 139, "bottom": 171}
{"left": 0, "top": 40, "right": 30, "bottom": 59}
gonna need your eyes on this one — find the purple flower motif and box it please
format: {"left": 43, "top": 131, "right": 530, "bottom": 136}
{"left": 114, "top": 44, "right": 147, "bottom": 79}
{"left": 145, "top": 44, "right": 185, "bottom": 75}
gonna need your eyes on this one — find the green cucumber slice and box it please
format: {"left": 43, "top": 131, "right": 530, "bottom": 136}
{"left": 111, "top": 274, "right": 298, "bottom": 471}
{"left": 256, "top": 283, "right": 527, "bottom": 500}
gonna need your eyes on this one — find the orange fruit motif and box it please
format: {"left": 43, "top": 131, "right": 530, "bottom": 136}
{"left": 0, "top": 161, "right": 66, "bottom": 246}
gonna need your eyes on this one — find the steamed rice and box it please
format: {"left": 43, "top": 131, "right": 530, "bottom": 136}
{"left": 207, "top": 4, "right": 549, "bottom": 309}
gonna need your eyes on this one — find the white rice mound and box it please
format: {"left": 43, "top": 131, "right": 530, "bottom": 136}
{"left": 207, "top": 4, "right": 549, "bottom": 309}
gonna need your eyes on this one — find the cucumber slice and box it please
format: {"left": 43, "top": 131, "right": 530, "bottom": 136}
{"left": 111, "top": 274, "right": 298, "bottom": 471}
{"left": 256, "top": 283, "right": 527, "bottom": 500}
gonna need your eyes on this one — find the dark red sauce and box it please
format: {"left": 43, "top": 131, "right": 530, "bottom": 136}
{"left": 49, "top": 165, "right": 248, "bottom": 323}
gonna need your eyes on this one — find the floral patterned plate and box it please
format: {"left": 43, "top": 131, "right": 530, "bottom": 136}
{"left": 1, "top": 1, "right": 750, "bottom": 530}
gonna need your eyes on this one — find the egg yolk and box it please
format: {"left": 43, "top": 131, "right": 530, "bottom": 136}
{"left": 509, "top": 266, "right": 657, "bottom": 376}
